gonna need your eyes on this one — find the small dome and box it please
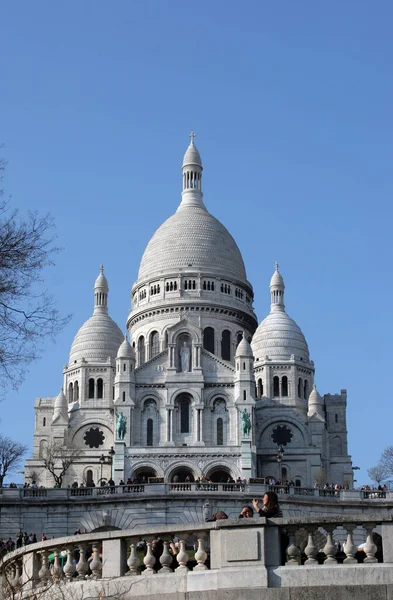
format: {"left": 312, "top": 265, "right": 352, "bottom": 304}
{"left": 182, "top": 138, "right": 202, "bottom": 168}
{"left": 117, "top": 337, "right": 133, "bottom": 359}
{"left": 94, "top": 265, "right": 108, "bottom": 291}
{"left": 270, "top": 263, "right": 284, "bottom": 288}
{"left": 236, "top": 333, "right": 253, "bottom": 357}
{"left": 251, "top": 310, "right": 309, "bottom": 362}
{"left": 54, "top": 388, "right": 66, "bottom": 410}
{"left": 69, "top": 314, "right": 124, "bottom": 364}
{"left": 308, "top": 384, "right": 322, "bottom": 406}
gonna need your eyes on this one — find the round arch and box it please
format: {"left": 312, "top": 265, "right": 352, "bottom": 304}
{"left": 168, "top": 466, "right": 195, "bottom": 483}
{"left": 205, "top": 465, "right": 233, "bottom": 483}
{"left": 131, "top": 466, "right": 157, "bottom": 483}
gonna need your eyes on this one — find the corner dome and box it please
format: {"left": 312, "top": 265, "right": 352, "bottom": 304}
{"left": 251, "top": 311, "right": 309, "bottom": 362}
{"left": 236, "top": 333, "right": 253, "bottom": 357}
{"left": 137, "top": 207, "right": 248, "bottom": 282}
{"left": 251, "top": 264, "right": 310, "bottom": 362}
{"left": 69, "top": 314, "right": 124, "bottom": 364}
{"left": 69, "top": 267, "right": 124, "bottom": 365}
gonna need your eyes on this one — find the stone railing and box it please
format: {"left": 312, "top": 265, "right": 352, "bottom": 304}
{"left": 0, "top": 484, "right": 391, "bottom": 502}
{"left": 1, "top": 515, "right": 393, "bottom": 598}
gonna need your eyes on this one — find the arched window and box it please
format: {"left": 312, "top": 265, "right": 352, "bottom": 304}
{"left": 335, "top": 413, "right": 338, "bottom": 423}
{"left": 298, "top": 378, "right": 303, "bottom": 399}
{"left": 97, "top": 378, "right": 103, "bottom": 399}
{"left": 295, "top": 479, "right": 301, "bottom": 487}
{"left": 123, "top": 363, "right": 126, "bottom": 371}
{"left": 122, "top": 391, "right": 126, "bottom": 402}
{"left": 243, "top": 390, "right": 246, "bottom": 400}
{"left": 150, "top": 331, "right": 160, "bottom": 358}
{"left": 203, "top": 327, "right": 215, "bottom": 354}
{"left": 331, "top": 436, "right": 342, "bottom": 455}
{"left": 164, "top": 330, "right": 168, "bottom": 348}
{"left": 147, "top": 419, "right": 153, "bottom": 446}
{"left": 88, "top": 378, "right": 94, "bottom": 399}
{"left": 86, "top": 470, "right": 93, "bottom": 486}
{"left": 221, "top": 329, "right": 231, "bottom": 361}
{"left": 138, "top": 336, "right": 145, "bottom": 365}
{"left": 282, "top": 376, "right": 288, "bottom": 397}
{"left": 304, "top": 380, "right": 308, "bottom": 399}
{"left": 257, "top": 379, "right": 263, "bottom": 397}
{"left": 43, "top": 417, "right": 46, "bottom": 427}
{"left": 68, "top": 382, "right": 73, "bottom": 403}
{"left": 217, "top": 418, "right": 223, "bottom": 446}
{"left": 273, "top": 376, "right": 280, "bottom": 397}
{"left": 180, "top": 397, "right": 190, "bottom": 433}
{"left": 236, "top": 333, "right": 243, "bottom": 346}
{"left": 74, "top": 381, "right": 79, "bottom": 401}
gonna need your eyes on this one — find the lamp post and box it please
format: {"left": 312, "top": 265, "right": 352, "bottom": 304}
{"left": 277, "top": 444, "right": 284, "bottom": 483}
{"left": 98, "top": 447, "right": 115, "bottom": 485}
{"left": 99, "top": 455, "right": 106, "bottom": 485}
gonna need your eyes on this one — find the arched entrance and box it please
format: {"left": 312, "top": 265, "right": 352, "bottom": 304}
{"left": 132, "top": 467, "right": 157, "bottom": 483}
{"left": 169, "top": 467, "right": 195, "bottom": 483}
{"left": 206, "top": 467, "right": 233, "bottom": 483}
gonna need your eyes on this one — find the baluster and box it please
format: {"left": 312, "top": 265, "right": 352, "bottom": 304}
{"left": 143, "top": 542, "right": 156, "bottom": 574}
{"left": 127, "top": 543, "right": 141, "bottom": 576}
{"left": 194, "top": 539, "right": 208, "bottom": 570}
{"left": 38, "top": 550, "right": 51, "bottom": 584}
{"left": 159, "top": 542, "right": 173, "bottom": 573}
{"left": 90, "top": 543, "right": 102, "bottom": 579}
{"left": 323, "top": 526, "right": 337, "bottom": 564}
{"left": 304, "top": 529, "right": 318, "bottom": 565}
{"left": 285, "top": 528, "right": 301, "bottom": 565}
{"left": 63, "top": 547, "right": 76, "bottom": 581}
{"left": 175, "top": 540, "right": 189, "bottom": 572}
{"left": 52, "top": 550, "right": 63, "bottom": 582}
{"left": 75, "top": 543, "right": 89, "bottom": 580}
{"left": 363, "top": 524, "right": 377, "bottom": 564}
{"left": 10, "top": 561, "right": 22, "bottom": 590}
{"left": 343, "top": 524, "right": 357, "bottom": 564}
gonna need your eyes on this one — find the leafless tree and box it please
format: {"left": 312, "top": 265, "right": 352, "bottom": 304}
{"left": 367, "top": 463, "right": 389, "bottom": 485}
{"left": 0, "top": 434, "right": 28, "bottom": 487}
{"left": 379, "top": 446, "right": 393, "bottom": 478}
{"left": 0, "top": 155, "right": 71, "bottom": 392}
{"left": 41, "top": 441, "right": 81, "bottom": 487}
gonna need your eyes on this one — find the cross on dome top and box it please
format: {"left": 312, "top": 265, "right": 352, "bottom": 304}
{"left": 189, "top": 130, "right": 196, "bottom": 145}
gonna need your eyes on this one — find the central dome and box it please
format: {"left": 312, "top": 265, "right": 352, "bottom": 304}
{"left": 137, "top": 205, "right": 248, "bottom": 282}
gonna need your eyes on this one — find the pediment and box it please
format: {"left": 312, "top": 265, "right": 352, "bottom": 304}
{"left": 135, "top": 348, "right": 169, "bottom": 380}
{"left": 167, "top": 317, "right": 202, "bottom": 344}
{"left": 201, "top": 349, "right": 235, "bottom": 379}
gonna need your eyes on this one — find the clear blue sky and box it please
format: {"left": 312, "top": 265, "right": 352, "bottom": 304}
{"left": 1, "top": 1, "right": 392, "bottom": 486}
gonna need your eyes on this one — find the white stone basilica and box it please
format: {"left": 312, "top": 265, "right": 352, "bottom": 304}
{"left": 25, "top": 136, "right": 353, "bottom": 488}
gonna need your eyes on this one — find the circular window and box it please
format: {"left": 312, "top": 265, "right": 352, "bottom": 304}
{"left": 271, "top": 425, "right": 293, "bottom": 446}
{"left": 84, "top": 427, "right": 105, "bottom": 448}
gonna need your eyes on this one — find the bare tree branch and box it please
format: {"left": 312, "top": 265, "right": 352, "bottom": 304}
{"left": 41, "top": 441, "right": 81, "bottom": 487}
{"left": 0, "top": 434, "right": 28, "bottom": 487}
{"left": 0, "top": 155, "right": 71, "bottom": 391}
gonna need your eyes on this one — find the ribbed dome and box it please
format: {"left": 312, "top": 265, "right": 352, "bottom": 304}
{"left": 183, "top": 143, "right": 202, "bottom": 167}
{"left": 69, "top": 313, "right": 124, "bottom": 364}
{"left": 117, "top": 337, "right": 133, "bottom": 359}
{"left": 137, "top": 206, "right": 248, "bottom": 282}
{"left": 235, "top": 333, "right": 253, "bottom": 357}
{"left": 251, "top": 310, "right": 309, "bottom": 362}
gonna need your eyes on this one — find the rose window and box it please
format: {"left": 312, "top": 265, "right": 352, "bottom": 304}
{"left": 84, "top": 427, "right": 105, "bottom": 448}
{"left": 271, "top": 425, "right": 293, "bottom": 446}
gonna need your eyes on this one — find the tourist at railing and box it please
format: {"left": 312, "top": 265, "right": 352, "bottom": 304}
{"left": 238, "top": 505, "right": 254, "bottom": 518}
{"left": 205, "top": 511, "right": 228, "bottom": 522}
{"left": 252, "top": 491, "right": 283, "bottom": 518}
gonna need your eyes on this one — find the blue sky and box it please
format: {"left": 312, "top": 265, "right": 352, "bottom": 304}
{"left": 0, "top": 1, "right": 392, "bottom": 486}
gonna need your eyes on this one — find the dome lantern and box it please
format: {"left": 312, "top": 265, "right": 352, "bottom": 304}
{"left": 270, "top": 262, "right": 285, "bottom": 312}
{"left": 94, "top": 265, "right": 109, "bottom": 315}
{"left": 179, "top": 131, "right": 206, "bottom": 210}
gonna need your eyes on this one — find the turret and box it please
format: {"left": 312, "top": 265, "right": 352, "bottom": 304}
{"left": 52, "top": 388, "right": 68, "bottom": 423}
{"left": 179, "top": 131, "right": 207, "bottom": 210}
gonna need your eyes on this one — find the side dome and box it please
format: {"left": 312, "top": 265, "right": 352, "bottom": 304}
{"left": 138, "top": 207, "right": 248, "bottom": 282}
{"left": 69, "top": 314, "right": 124, "bottom": 364}
{"left": 251, "top": 311, "right": 309, "bottom": 361}
{"left": 251, "top": 264, "right": 310, "bottom": 362}
{"left": 69, "top": 266, "right": 123, "bottom": 364}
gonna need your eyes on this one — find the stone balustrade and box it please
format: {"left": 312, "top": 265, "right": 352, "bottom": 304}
{"left": 2, "top": 515, "right": 393, "bottom": 599}
{"left": 0, "top": 483, "right": 391, "bottom": 502}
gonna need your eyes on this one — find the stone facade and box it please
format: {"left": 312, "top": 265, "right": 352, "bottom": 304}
{"left": 24, "top": 136, "right": 353, "bottom": 489}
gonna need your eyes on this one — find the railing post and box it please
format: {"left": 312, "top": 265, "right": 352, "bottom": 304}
{"left": 102, "top": 538, "right": 127, "bottom": 578}
{"left": 381, "top": 521, "right": 393, "bottom": 563}
{"left": 76, "top": 542, "right": 89, "bottom": 579}
{"left": 22, "top": 550, "right": 39, "bottom": 588}
{"left": 127, "top": 543, "right": 141, "bottom": 576}
{"left": 343, "top": 524, "right": 357, "bottom": 564}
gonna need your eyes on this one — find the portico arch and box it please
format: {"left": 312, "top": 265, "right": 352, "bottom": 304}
{"left": 205, "top": 466, "right": 233, "bottom": 482}
{"left": 168, "top": 466, "right": 195, "bottom": 483}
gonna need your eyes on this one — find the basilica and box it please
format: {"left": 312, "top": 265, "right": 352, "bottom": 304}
{"left": 25, "top": 136, "right": 353, "bottom": 489}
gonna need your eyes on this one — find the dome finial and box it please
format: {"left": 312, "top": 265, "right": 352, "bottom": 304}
{"left": 100, "top": 264, "right": 104, "bottom": 274}
{"left": 270, "top": 262, "right": 285, "bottom": 312}
{"left": 275, "top": 261, "right": 279, "bottom": 271}
{"left": 189, "top": 130, "right": 196, "bottom": 145}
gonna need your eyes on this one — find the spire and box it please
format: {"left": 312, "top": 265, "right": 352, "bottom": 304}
{"left": 270, "top": 262, "right": 285, "bottom": 312}
{"left": 178, "top": 132, "right": 206, "bottom": 211}
{"left": 308, "top": 384, "right": 324, "bottom": 418}
{"left": 94, "top": 265, "right": 109, "bottom": 315}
